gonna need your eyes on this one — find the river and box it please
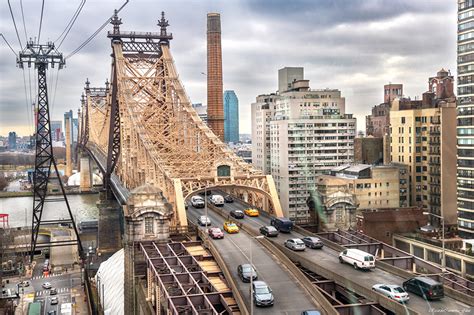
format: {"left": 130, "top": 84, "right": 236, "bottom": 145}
{"left": 0, "top": 194, "right": 100, "bottom": 228}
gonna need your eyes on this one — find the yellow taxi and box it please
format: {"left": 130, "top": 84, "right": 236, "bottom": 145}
{"left": 244, "top": 208, "right": 259, "bottom": 217}
{"left": 223, "top": 221, "right": 240, "bottom": 234}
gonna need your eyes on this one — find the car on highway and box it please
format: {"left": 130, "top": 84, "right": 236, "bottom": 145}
{"left": 259, "top": 226, "right": 279, "bottom": 237}
{"left": 224, "top": 195, "right": 234, "bottom": 203}
{"left": 372, "top": 284, "right": 409, "bottom": 303}
{"left": 301, "top": 236, "right": 324, "bottom": 249}
{"left": 252, "top": 281, "right": 274, "bottom": 307}
{"left": 284, "top": 238, "right": 306, "bottom": 251}
{"left": 237, "top": 264, "right": 257, "bottom": 282}
{"left": 197, "top": 215, "right": 211, "bottom": 226}
{"left": 208, "top": 227, "right": 224, "bottom": 239}
{"left": 199, "top": 190, "right": 212, "bottom": 196}
{"left": 191, "top": 196, "right": 205, "bottom": 208}
{"left": 244, "top": 208, "right": 259, "bottom": 217}
{"left": 17, "top": 281, "right": 30, "bottom": 287}
{"left": 270, "top": 217, "right": 293, "bottom": 233}
{"left": 42, "top": 282, "right": 52, "bottom": 289}
{"left": 301, "top": 311, "right": 322, "bottom": 315}
{"left": 230, "top": 210, "right": 244, "bottom": 219}
{"left": 50, "top": 297, "right": 58, "bottom": 305}
{"left": 339, "top": 249, "right": 375, "bottom": 270}
{"left": 50, "top": 288, "right": 57, "bottom": 295}
{"left": 209, "top": 194, "right": 225, "bottom": 206}
{"left": 402, "top": 276, "right": 444, "bottom": 300}
{"left": 223, "top": 221, "right": 239, "bottom": 234}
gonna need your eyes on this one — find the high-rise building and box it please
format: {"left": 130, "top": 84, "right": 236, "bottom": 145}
{"left": 390, "top": 69, "right": 457, "bottom": 227}
{"left": 8, "top": 132, "right": 17, "bottom": 150}
{"left": 252, "top": 67, "right": 356, "bottom": 222}
{"left": 192, "top": 103, "right": 208, "bottom": 123}
{"left": 207, "top": 13, "right": 225, "bottom": 141}
{"left": 224, "top": 90, "right": 239, "bottom": 143}
{"left": 457, "top": 0, "right": 474, "bottom": 239}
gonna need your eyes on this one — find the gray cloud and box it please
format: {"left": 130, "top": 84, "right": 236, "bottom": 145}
{"left": 0, "top": 0, "right": 456, "bottom": 136}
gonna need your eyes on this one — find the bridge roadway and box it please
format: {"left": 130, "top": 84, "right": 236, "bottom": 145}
{"left": 186, "top": 206, "right": 319, "bottom": 315}
{"left": 213, "top": 196, "right": 473, "bottom": 315}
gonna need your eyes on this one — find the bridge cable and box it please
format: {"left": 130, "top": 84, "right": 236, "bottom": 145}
{"left": 21, "top": 69, "right": 34, "bottom": 135}
{"left": 55, "top": 0, "right": 86, "bottom": 49}
{"left": 19, "top": 0, "right": 28, "bottom": 42}
{"left": 65, "top": 0, "right": 129, "bottom": 60}
{"left": 6, "top": 0, "right": 23, "bottom": 49}
{"left": 37, "top": 0, "right": 45, "bottom": 44}
{"left": 0, "top": 33, "right": 18, "bottom": 57}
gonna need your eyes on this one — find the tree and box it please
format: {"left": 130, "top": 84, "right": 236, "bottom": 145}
{"left": 0, "top": 172, "right": 8, "bottom": 191}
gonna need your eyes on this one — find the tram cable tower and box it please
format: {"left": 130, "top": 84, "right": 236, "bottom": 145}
{"left": 17, "top": 40, "right": 83, "bottom": 261}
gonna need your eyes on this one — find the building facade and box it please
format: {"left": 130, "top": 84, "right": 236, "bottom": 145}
{"left": 51, "top": 120, "right": 63, "bottom": 142}
{"left": 390, "top": 70, "right": 457, "bottom": 227}
{"left": 7, "top": 132, "right": 16, "bottom": 150}
{"left": 252, "top": 67, "right": 356, "bottom": 222}
{"left": 315, "top": 164, "right": 409, "bottom": 230}
{"left": 366, "top": 84, "right": 403, "bottom": 138}
{"left": 224, "top": 90, "right": 239, "bottom": 143}
{"left": 457, "top": 0, "right": 474, "bottom": 239}
{"left": 354, "top": 136, "right": 384, "bottom": 164}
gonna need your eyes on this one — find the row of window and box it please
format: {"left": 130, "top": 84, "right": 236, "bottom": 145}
{"left": 458, "top": 106, "right": 474, "bottom": 115}
{"left": 459, "top": 42, "right": 474, "bottom": 54}
{"left": 459, "top": 7, "right": 474, "bottom": 20}
{"left": 458, "top": 30, "right": 474, "bottom": 41}
{"left": 458, "top": 52, "right": 474, "bottom": 64}
{"left": 459, "top": 169, "right": 474, "bottom": 178}
{"left": 459, "top": 85, "right": 474, "bottom": 95}
{"left": 459, "top": 64, "right": 474, "bottom": 75}
{"left": 458, "top": 117, "right": 474, "bottom": 126}
{"left": 459, "top": 149, "right": 474, "bottom": 157}
{"left": 458, "top": 128, "right": 474, "bottom": 135}
{"left": 459, "top": 189, "right": 474, "bottom": 200}
{"left": 459, "top": 0, "right": 474, "bottom": 11}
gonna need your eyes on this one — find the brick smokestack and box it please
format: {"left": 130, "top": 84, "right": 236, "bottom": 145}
{"left": 207, "top": 13, "right": 224, "bottom": 141}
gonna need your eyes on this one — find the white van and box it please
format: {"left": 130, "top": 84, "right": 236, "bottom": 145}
{"left": 209, "top": 194, "right": 224, "bottom": 207}
{"left": 191, "top": 195, "right": 205, "bottom": 208}
{"left": 339, "top": 249, "right": 375, "bottom": 270}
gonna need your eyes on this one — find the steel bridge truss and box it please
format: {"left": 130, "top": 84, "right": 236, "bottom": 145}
{"left": 80, "top": 12, "right": 283, "bottom": 227}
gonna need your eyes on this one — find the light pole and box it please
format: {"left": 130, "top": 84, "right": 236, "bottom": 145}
{"left": 205, "top": 185, "right": 208, "bottom": 226}
{"left": 423, "top": 212, "right": 445, "bottom": 274}
{"left": 249, "top": 235, "right": 264, "bottom": 315}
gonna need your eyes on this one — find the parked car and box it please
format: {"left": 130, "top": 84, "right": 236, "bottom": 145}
{"left": 50, "top": 297, "right": 58, "bottom": 305}
{"left": 42, "top": 282, "right": 52, "bottom": 289}
{"left": 230, "top": 210, "right": 245, "bottom": 219}
{"left": 402, "top": 277, "right": 444, "bottom": 300}
{"left": 50, "top": 288, "right": 57, "bottom": 295}
{"left": 17, "top": 281, "right": 30, "bottom": 287}
{"left": 339, "top": 249, "right": 375, "bottom": 270}
{"left": 224, "top": 195, "right": 234, "bottom": 203}
{"left": 301, "top": 236, "right": 323, "bottom": 249}
{"left": 301, "top": 311, "right": 322, "bottom": 315}
{"left": 237, "top": 264, "right": 257, "bottom": 282}
{"left": 284, "top": 238, "right": 306, "bottom": 251}
{"left": 208, "top": 227, "right": 224, "bottom": 239}
{"left": 372, "top": 284, "right": 409, "bottom": 303}
{"left": 252, "top": 281, "right": 274, "bottom": 307}
{"left": 191, "top": 196, "right": 205, "bottom": 208}
{"left": 223, "top": 221, "right": 239, "bottom": 234}
{"left": 209, "top": 194, "right": 225, "bottom": 206}
{"left": 244, "top": 208, "right": 259, "bottom": 217}
{"left": 259, "top": 226, "right": 279, "bottom": 237}
{"left": 270, "top": 217, "right": 293, "bottom": 233}
{"left": 197, "top": 215, "right": 211, "bottom": 226}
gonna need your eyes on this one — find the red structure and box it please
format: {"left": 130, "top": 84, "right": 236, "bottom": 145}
{"left": 207, "top": 13, "right": 225, "bottom": 141}
{"left": 0, "top": 213, "right": 9, "bottom": 228}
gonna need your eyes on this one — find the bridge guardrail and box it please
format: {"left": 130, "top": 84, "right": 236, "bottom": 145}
{"left": 294, "top": 226, "right": 474, "bottom": 307}
{"left": 192, "top": 220, "right": 249, "bottom": 315}
{"left": 207, "top": 204, "right": 338, "bottom": 315}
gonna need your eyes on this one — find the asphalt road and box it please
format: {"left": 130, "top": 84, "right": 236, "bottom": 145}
{"left": 215, "top": 197, "right": 474, "bottom": 315}
{"left": 187, "top": 205, "right": 319, "bottom": 315}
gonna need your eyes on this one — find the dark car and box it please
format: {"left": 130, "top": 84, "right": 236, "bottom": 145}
{"left": 253, "top": 281, "right": 274, "bottom": 307}
{"left": 230, "top": 210, "right": 245, "bottom": 219}
{"left": 237, "top": 264, "right": 257, "bottom": 282}
{"left": 224, "top": 195, "right": 234, "bottom": 203}
{"left": 402, "top": 276, "right": 444, "bottom": 300}
{"left": 199, "top": 190, "right": 212, "bottom": 196}
{"left": 259, "top": 226, "right": 279, "bottom": 237}
{"left": 50, "top": 288, "right": 57, "bottom": 295}
{"left": 301, "top": 236, "right": 324, "bottom": 249}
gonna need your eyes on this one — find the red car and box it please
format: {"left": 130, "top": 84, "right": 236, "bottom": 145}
{"left": 208, "top": 227, "right": 224, "bottom": 239}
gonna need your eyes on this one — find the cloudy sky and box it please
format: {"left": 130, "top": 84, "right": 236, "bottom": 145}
{"left": 0, "top": 0, "right": 457, "bottom": 136}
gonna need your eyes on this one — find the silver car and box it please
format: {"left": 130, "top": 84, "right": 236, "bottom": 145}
{"left": 197, "top": 215, "right": 211, "bottom": 226}
{"left": 284, "top": 238, "right": 306, "bottom": 251}
{"left": 372, "top": 284, "right": 409, "bottom": 303}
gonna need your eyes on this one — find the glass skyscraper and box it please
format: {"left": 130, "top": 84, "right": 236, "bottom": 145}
{"left": 457, "top": 0, "right": 474, "bottom": 238}
{"left": 224, "top": 90, "right": 239, "bottom": 143}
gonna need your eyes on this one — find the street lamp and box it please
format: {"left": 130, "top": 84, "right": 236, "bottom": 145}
{"left": 423, "top": 212, "right": 445, "bottom": 274}
{"left": 249, "top": 235, "right": 264, "bottom": 315}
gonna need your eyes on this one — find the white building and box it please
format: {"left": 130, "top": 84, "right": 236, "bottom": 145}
{"left": 252, "top": 67, "right": 356, "bottom": 222}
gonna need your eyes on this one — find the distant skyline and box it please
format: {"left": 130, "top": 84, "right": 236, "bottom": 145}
{"left": 0, "top": 0, "right": 456, "bottom": 136}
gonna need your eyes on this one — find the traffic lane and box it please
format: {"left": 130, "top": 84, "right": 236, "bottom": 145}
{"left": 187, "top": 206, "right": 318, "bottom": 314}
{"left": 272, "top": 231, "right": 473, "bottom": 314}
{"left": 220, "top": 200, "right": 272, "bottom": 228}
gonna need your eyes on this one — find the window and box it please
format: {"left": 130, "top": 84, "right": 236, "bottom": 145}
{"left": 401, "top": 117, "right": 406, "bottom": 124}
{"left": 145, "top": 217, "right": 154, "bottom": 234}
